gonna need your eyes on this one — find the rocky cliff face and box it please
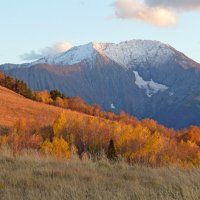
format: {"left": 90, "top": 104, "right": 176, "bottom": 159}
{"left": 1, "top": 40, "right": 200, "bottom": 129}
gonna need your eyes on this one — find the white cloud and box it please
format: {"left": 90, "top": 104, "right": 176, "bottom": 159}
{"left": 113, "top": 0, "right": 200, "bottom": 27}
{"left": 113, "top": 0, "right": 177, "bottom": 27}
{"left": 20, "top": 42, "right": 73, "bottom": 61}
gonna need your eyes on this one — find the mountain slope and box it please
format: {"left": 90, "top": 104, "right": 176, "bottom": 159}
{"left": 0, "top": 86, "right": 63, "bottom": 128}
{"left": 1, "top": 40, "right": 200, "bottom": 129}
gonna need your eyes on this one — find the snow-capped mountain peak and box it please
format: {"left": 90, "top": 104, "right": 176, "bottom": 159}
{"left": 33, "top": 42, "right": 98, "bottom": 66}
{"left": 32, "top": 40, "right": 175, "bottom": 68}
{"left": 102, "top": 40, "right": 175, "bottom": 68}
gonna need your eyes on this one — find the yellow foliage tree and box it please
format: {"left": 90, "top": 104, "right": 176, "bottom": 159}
{"left": 12, "top": 118, "right": 28, "bottom": 135}
{"left": 53, "top": 111, "right": 67, "bottom": 137}
{"left": 34, "top": 91, "right": 53, "bottom": 104}
{"left": 116, "top": 125, "right": 150, "bottom": 154}
{"left": 41, "top": 138, "right": 70, "bottom": 159}
{"left": 130, "top": 131, "right": 163, "bottom": 165}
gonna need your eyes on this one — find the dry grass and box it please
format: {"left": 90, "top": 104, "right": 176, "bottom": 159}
{"left": 0, "top": 149, "right": 199, "bottom": 200}
{"left": 0, "top": 86, "right": 69, "bottom": 128}
{"left": 0, "top": 86, "right": 97, "bottom": 129}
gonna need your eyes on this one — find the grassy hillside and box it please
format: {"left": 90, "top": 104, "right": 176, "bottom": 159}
{"left": 0, "top": 86, "right": 63, "bottom": 128}
{"left": 0, "top": 152, "right": 199, "bottom": 200}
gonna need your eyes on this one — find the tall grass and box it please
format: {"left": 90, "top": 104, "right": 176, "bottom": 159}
{"left": 0, "top": 147, "right": 200, "bottom": 200}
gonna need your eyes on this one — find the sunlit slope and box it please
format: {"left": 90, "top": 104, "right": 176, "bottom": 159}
{"left": 0, "top": 86, "right": 63, "bottom": 127}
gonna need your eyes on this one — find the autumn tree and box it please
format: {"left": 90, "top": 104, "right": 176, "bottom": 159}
{"left": 53, "top": 111, "right": 67, "bottom": 138}
{"left": 41, "top": 137, "right": 70, "bottom": 159}
{"left": 179, "top": 126, "right": 200, "bottom": 146}
{"left": 6, "top": 119, "right": 42, "bottom": 154}
{"left": 33, "top": 91, "right": 53, "bottom": 104}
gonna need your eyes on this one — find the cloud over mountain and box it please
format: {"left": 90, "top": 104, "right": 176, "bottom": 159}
{"left": 20, "top": 42, "right": 73, "bottom": 61}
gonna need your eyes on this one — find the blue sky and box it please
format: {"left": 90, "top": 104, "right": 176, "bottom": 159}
{"left": 0, "top": 0, "right": 200, "bottom": 64}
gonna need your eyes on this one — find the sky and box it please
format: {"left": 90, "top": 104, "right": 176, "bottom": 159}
{"left": 0, "top": 0, "right": 200, "bottom": 64}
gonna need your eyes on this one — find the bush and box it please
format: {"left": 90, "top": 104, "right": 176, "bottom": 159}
{"left": 41, "top": 138, "right": 70, "bottom": 159}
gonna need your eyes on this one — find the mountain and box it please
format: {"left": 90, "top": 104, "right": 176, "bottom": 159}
{"left": 1, "top": 40, "right": 200, "bottom": 129}
{"left": 0, "top": 86, "right": 63, "bottom": 128}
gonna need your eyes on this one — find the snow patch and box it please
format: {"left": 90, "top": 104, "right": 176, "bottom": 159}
{"left": 110, "top": 103, "right": 116, "bottom": 109}
{"left": 133, "top": 71, "right": 168, "bottom": 97}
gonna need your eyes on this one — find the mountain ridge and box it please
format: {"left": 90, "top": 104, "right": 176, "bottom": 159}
{"left": 33, "top": 40, "right": 200, "bottom": 69}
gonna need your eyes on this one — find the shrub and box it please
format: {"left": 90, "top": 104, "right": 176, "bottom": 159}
{"left": 41, "top": 138, "right": 70, "bottom": 159}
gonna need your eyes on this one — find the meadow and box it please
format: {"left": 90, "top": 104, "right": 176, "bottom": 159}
{"left": 0, "top": 149, "right": 199, "bottom": 200}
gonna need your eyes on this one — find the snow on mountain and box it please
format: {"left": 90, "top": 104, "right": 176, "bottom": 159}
{"left": 110, "top": 103, "right": 116, "bottom": 109}
{"left": 31, "top": 40, "right": 175, "bottom": 68}
{"left": 98, "top": 40, "right": 175, "bottom": 69}
{"left": 33, "top": 42, "right": 98, "bottom": 66}
{"left": 133, "top": 71, "right": 168, "bottom": 97}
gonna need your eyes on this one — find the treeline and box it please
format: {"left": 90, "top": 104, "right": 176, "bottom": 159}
{"left": 33, "top": 89, "right": 138, "bottom": 122}
{"left": 0, "top": 72, "right": 32, "bottom": 98}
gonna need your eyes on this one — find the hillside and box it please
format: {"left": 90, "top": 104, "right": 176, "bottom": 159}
{"left": 0, "top": 72, "right": 200, "bottom": 167}
{"left": 0, "top": 86, "right": 63, "bottom": 128}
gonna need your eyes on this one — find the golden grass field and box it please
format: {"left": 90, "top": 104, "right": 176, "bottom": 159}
{"left": 0, "top": 86, "right": 64, "bottom": 128}
{"left": 0, "top": 149, "right": 199, "bottom": 200}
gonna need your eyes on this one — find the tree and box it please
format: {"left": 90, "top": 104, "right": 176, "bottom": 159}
{"left": 33, "top": 91, "right": 52, "bottom": 104}
{"left": 107, "top": 139, "right": 118, "bottom": 161}
{"left": 53, "top": 111, "right": 67, "bottom": 137}
{"left": 2, "top": 75, "right": 33, "bottom": 99}
{"left": 6, "top": 119, "right": 42, "bottom": 154}
{"left": 50, "top": 89, "right": 65, "bottom": 101}
{"left": 41, "top": 138, "right": 70, "bottom": 159}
